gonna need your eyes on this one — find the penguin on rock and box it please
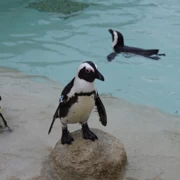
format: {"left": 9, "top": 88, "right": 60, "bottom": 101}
{"left": 48, "top": 61, "right": 107, "bottom": 145}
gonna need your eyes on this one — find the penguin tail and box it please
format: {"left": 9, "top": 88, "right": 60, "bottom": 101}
{"left": 149, "top": 49, "right": 159, "bottom": 54}
{"left": 141, "top": 49, "right": 159, "bottom": 56}
{"left": 142, "top": 50, "right": 165, "bottom": 60}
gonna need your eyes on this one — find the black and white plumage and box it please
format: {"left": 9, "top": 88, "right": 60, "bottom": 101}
{"left": 0, "top": 96, "right": 12, "bottom": 132}
{"left": 107, "top": 29, "right": 166, "bottom": 61}
{"left": 48, "top": 61, "right": 107, "bottom": 145}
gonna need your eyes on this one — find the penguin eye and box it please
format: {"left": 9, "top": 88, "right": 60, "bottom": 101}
{"left": 85, "top": 69, "right": 91, "bottom": 73}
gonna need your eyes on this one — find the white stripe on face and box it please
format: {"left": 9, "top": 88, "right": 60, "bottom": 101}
{"left": 112, "top": 31, "right": 118, "bottom": 48}
{"left": 77, "top": 62, "right": 95, "bottom": 74}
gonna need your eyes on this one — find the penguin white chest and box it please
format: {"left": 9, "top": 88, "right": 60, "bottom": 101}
{"left": 67, "top": 95, "right": 95, "bottom": 124}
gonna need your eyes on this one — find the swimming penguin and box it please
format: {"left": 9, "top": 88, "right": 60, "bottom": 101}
{"left": 107, "top": 29, "right": 165, "bottom": 61}
{"left": 0, "top": 96, "right": 12, "bottom": 132}
{"left": 48, "top": 61, "right": 107, "bottom": 145}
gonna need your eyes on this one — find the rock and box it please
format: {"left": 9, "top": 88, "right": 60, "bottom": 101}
{"left": 49, "top": 128, "right": 127, "bottom": 180}
{"left": 126, "top": 178, "right": 138, "bottom": 180}
{"left": 146, "top": 174, "right": 164, "bottom": 180}
{"left": 26, "top": 0, "right": 95, "bottom": 15}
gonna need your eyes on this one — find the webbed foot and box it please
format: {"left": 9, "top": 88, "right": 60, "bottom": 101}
{"left": 82, "top": 123, "right": 98, "bottom": 141}
{"left": 61, "top": 128, "right": 74, "bottom": 145}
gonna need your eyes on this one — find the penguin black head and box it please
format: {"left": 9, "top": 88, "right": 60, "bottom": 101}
{"left": 77, "top": 61, "right": 104, "bottom": 83}
{"left": 108, "top": 29, "right": 124, "bottom": 48}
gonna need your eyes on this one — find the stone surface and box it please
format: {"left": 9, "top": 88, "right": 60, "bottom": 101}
{"left": 50, "top": 128, "right": 127, "bottom": 180}
{"left": 26, "top": 0, "right": 94, "bottom": 15}
{"left": 2, "top": 68, "right": 179, "bottom": 180}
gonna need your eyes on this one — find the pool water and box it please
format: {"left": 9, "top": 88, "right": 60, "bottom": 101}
{"left": 0, "top": 0, "right": 180, "bottom": 115}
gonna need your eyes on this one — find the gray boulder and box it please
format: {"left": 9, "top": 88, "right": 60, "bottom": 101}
{"left": 49, "top": 128, "right": 127, "bottom": 180}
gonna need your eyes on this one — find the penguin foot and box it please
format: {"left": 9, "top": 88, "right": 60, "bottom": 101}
{"left": 82, "top": 123, "right": 98, "bottom": 141}
{"left": 7, "top": 126, "right": 13, "bottom": 132}
{"left": 5, "top": 124, "right": 13, "bottom": 132}
{"left": 61, "top": 128, "right": 74, "bottom": 145}
{"left": 0, "top": 125, "right": 13, "bottom": 132}
{"left": 147, "top": 56, "right": 160, "bottom": 60}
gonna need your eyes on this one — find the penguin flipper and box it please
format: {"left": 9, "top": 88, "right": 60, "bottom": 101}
{"left": 95, "top": 92, "right": 107, "bottom": 126}
{"left": 107, "top": 52, "right": 118, "bottom": 62}
{"left": 0, "top": 113, "right": 13, "bottom": 132}
{"left": 48, "top": 79, "right": 74, "bottom": 135}
{"left": 48, "top": 103, "right": 61, "bottom": 134}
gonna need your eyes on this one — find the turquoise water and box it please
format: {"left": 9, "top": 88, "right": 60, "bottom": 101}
{"left": 0, "top": 0, "right": 180, "bottom": 115}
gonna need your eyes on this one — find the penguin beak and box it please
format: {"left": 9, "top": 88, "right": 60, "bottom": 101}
{"left": 95, "top": 70, "right": 104, "bottom": 81}
{"left": 108, "top": 29, "right": 113, "bottom": 34}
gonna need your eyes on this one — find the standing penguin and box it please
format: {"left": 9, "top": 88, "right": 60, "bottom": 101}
{"left": 0, "top": 96, "right": 12, "bottom": 132}
{"left": 48, "top": 61, "right": 107, "bottom": 145}
{"left": 107, "top": 29, "right": 165, "bottom": 61}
